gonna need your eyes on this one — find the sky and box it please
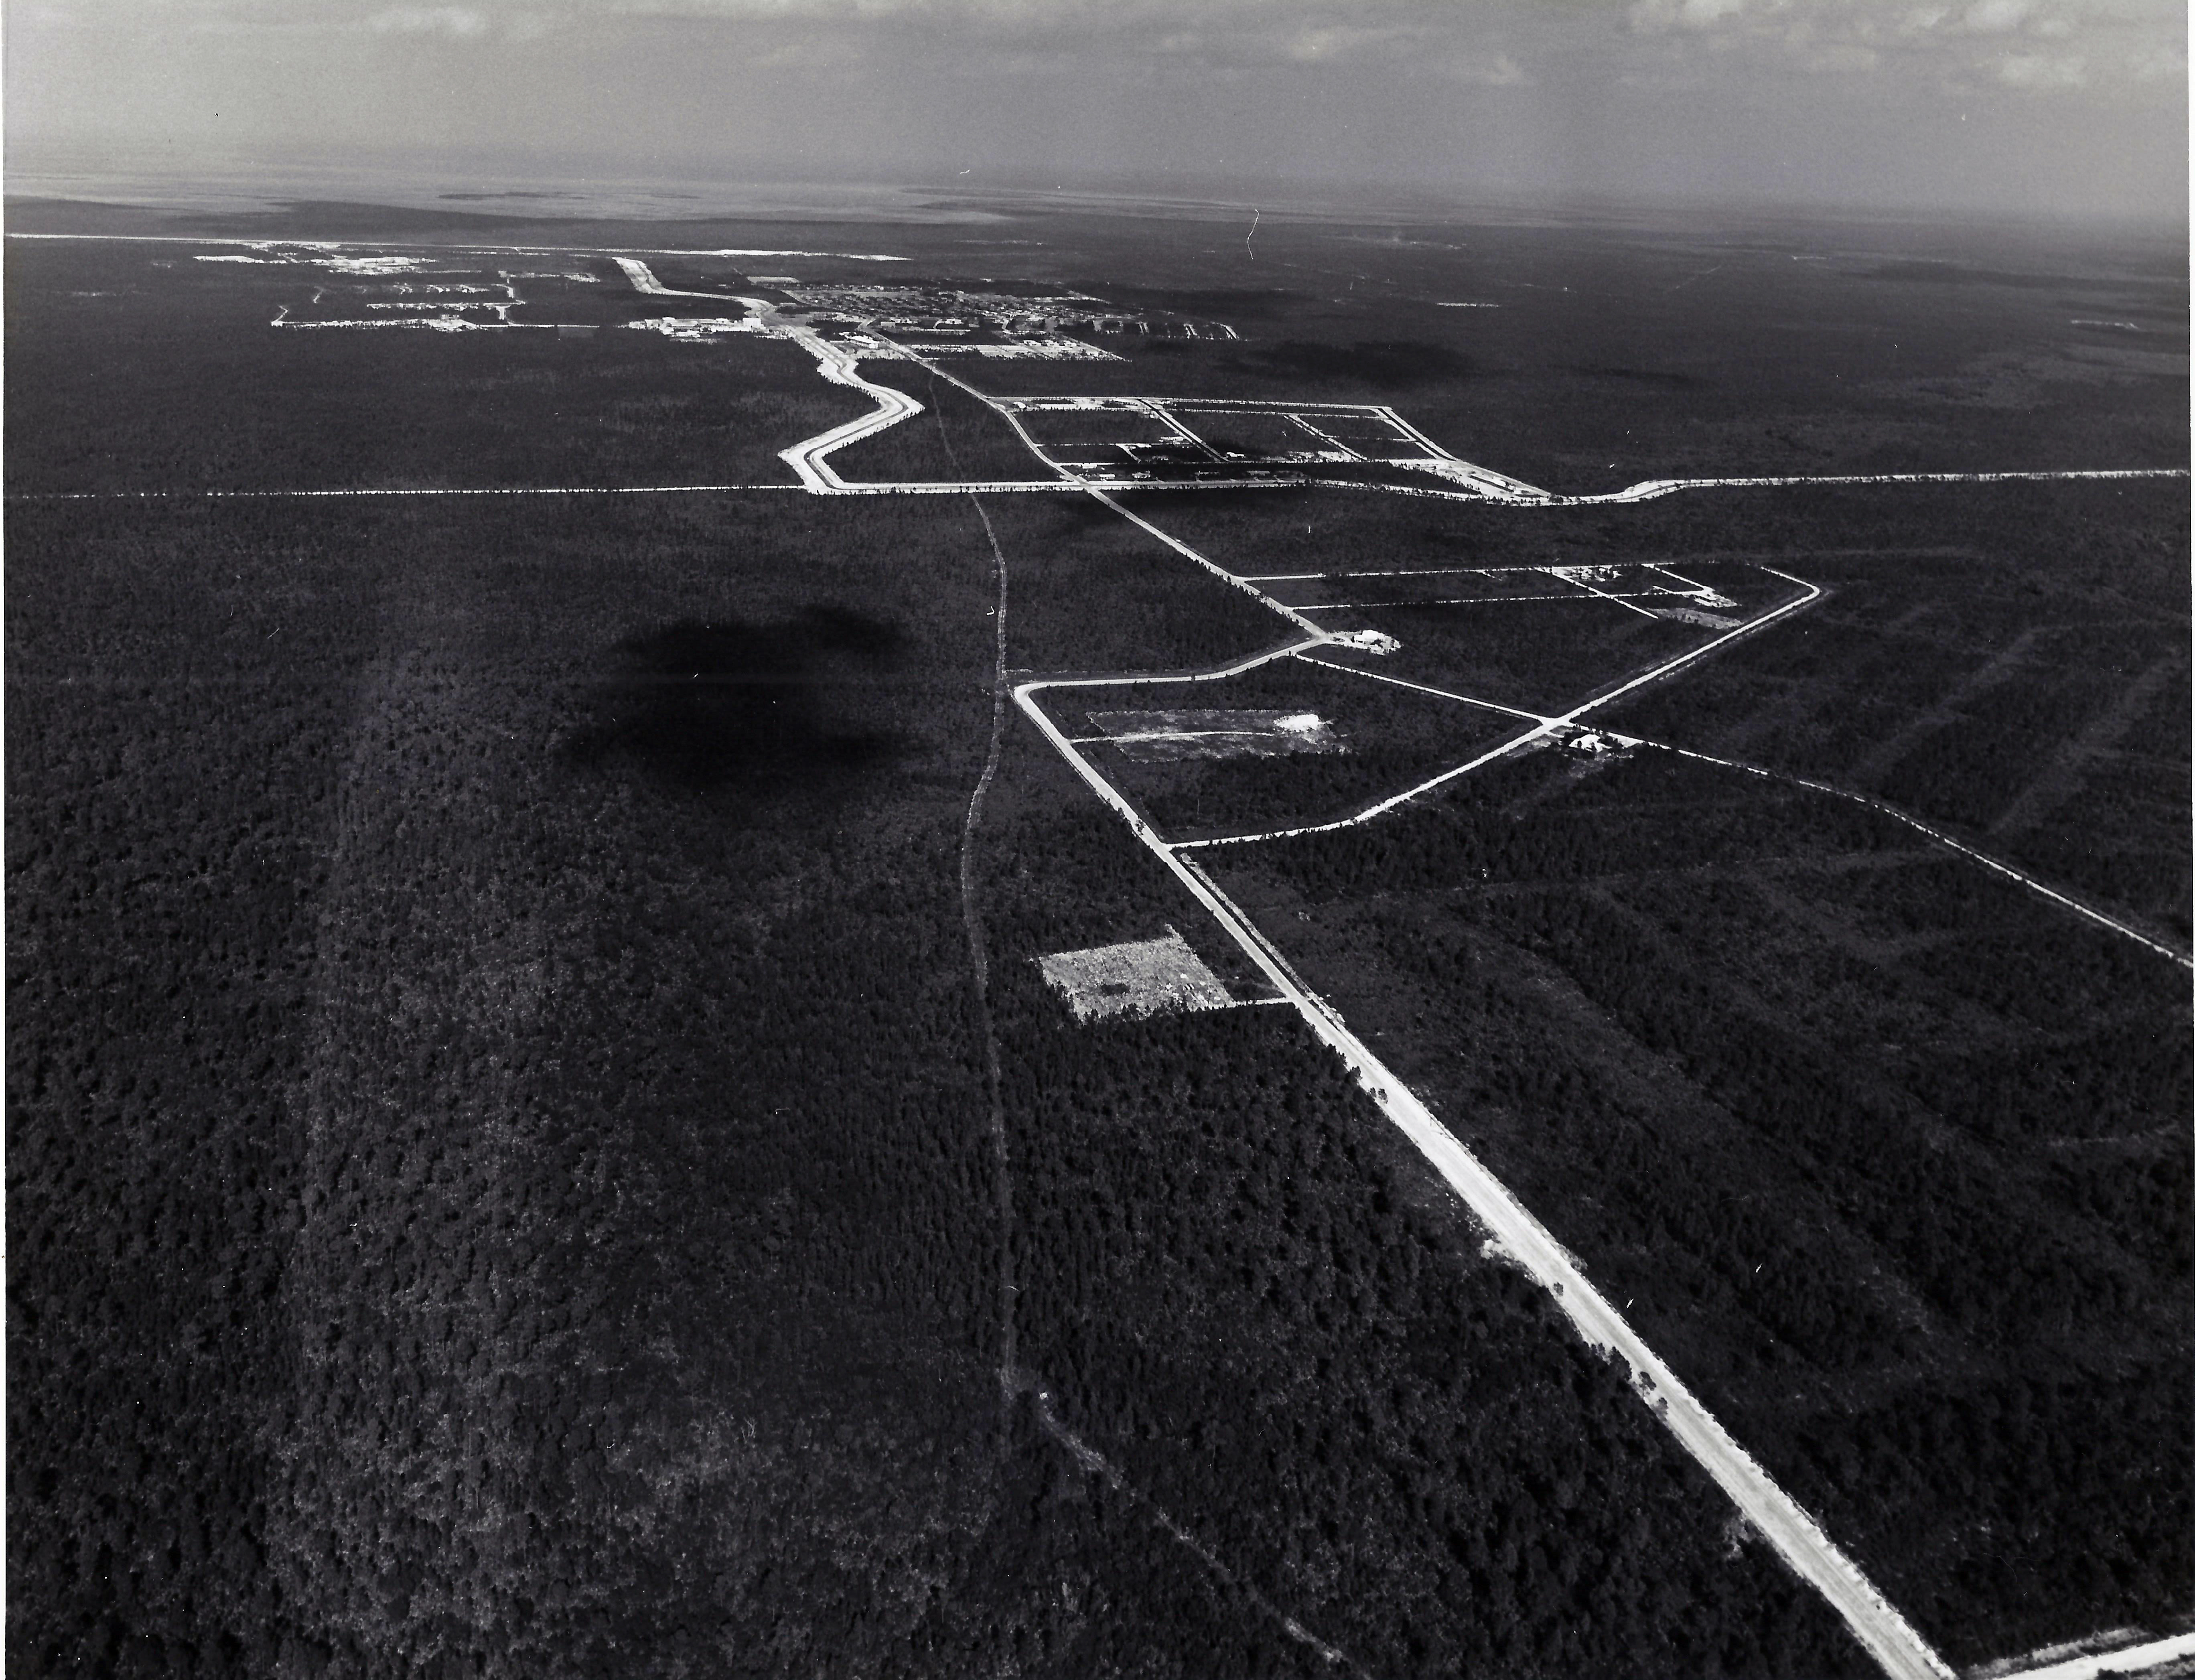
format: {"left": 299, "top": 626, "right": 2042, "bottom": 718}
{"left": 5, "top": 0, "right": 2187, "bottom": 220}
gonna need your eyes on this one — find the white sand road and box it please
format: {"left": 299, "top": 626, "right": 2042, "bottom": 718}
{"left": 1980, "top": 1631, "right": 2195, "bottom": 1680}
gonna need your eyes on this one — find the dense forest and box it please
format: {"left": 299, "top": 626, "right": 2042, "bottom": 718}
{"left": 6, "top": 477, "right": 1885, "bottom": 1678}
{"left": 976, "top": 741, "right": 1877, "bottom": 1677}
{"left": 964, "top": 493, "right": 1285, "bottom": 676}
{"left": 1211, "top": 737, "right": 2191, "bottom": 1663}
{"left": 10, "top": 487, "right": 1101, "bottom": 1674}
{"left": 10, "top": 201, "right": 2189, "bottom": 1676}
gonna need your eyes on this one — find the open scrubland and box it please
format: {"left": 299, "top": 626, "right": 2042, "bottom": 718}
{"left": 1599, "top": 478, "right": 2191, "bottom": 941}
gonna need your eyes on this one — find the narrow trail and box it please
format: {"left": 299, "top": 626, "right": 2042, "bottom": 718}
{"left": 1989, "top": 654, "right": 2185, "bottom": 838}
{"left": 951, "top": 479, "right": 1018, "bottom": 1394}
{"left": 1030, "top": 1391, "right": 1365, "bottom": 1678}
{"left": 934, "top": 385, "right": 1364, "bottom": 1675}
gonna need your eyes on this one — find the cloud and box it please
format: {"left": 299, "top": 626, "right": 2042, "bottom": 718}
{"left": 1629, "top": 0, "right": 1752, "bottom": 33}
{"left": 363, "top": 4, "right": 490, "bottom": 34}
{"left": 1281, "top": 23, "right": 1410, "bottom": 63}
{"left": 1443, "top": 51, "right": 1529, "bottom": 85}
{"left": 1997, "top": 46, "right": 2085, "bottom": 79}
{"left": 4, "top": 0, "right": 2181, "bottom": 219}
{"left": 26, "top": 0, "right": 2178, "bottom": 81}
{"left": 1962, "top": 0, "right": 2033, "bottom": 34}
{"left": 1800, "top": 40, "right": 1882, "bottom": 69}
{"left": 1615, "top": 0, "right": 2179, "bottom": 88}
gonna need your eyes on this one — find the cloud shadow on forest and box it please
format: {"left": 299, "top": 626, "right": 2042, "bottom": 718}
{"left": 562, "top": 609, "right": 907, "bottom": 800}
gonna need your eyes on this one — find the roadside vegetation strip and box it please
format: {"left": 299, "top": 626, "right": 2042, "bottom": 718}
{"left": 1651, "top": 741, "right": 2195, "bottom": 970}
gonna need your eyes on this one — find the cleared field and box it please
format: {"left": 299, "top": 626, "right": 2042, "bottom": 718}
{"left": 1084, "top": 707, "right": 1347, "bottom": 761}
{"left": 1038, "top": 928, "right": 1237, "bottom": 1021}
{"left": 1043, "top": 653, "right": 1524, "bottom": 841}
